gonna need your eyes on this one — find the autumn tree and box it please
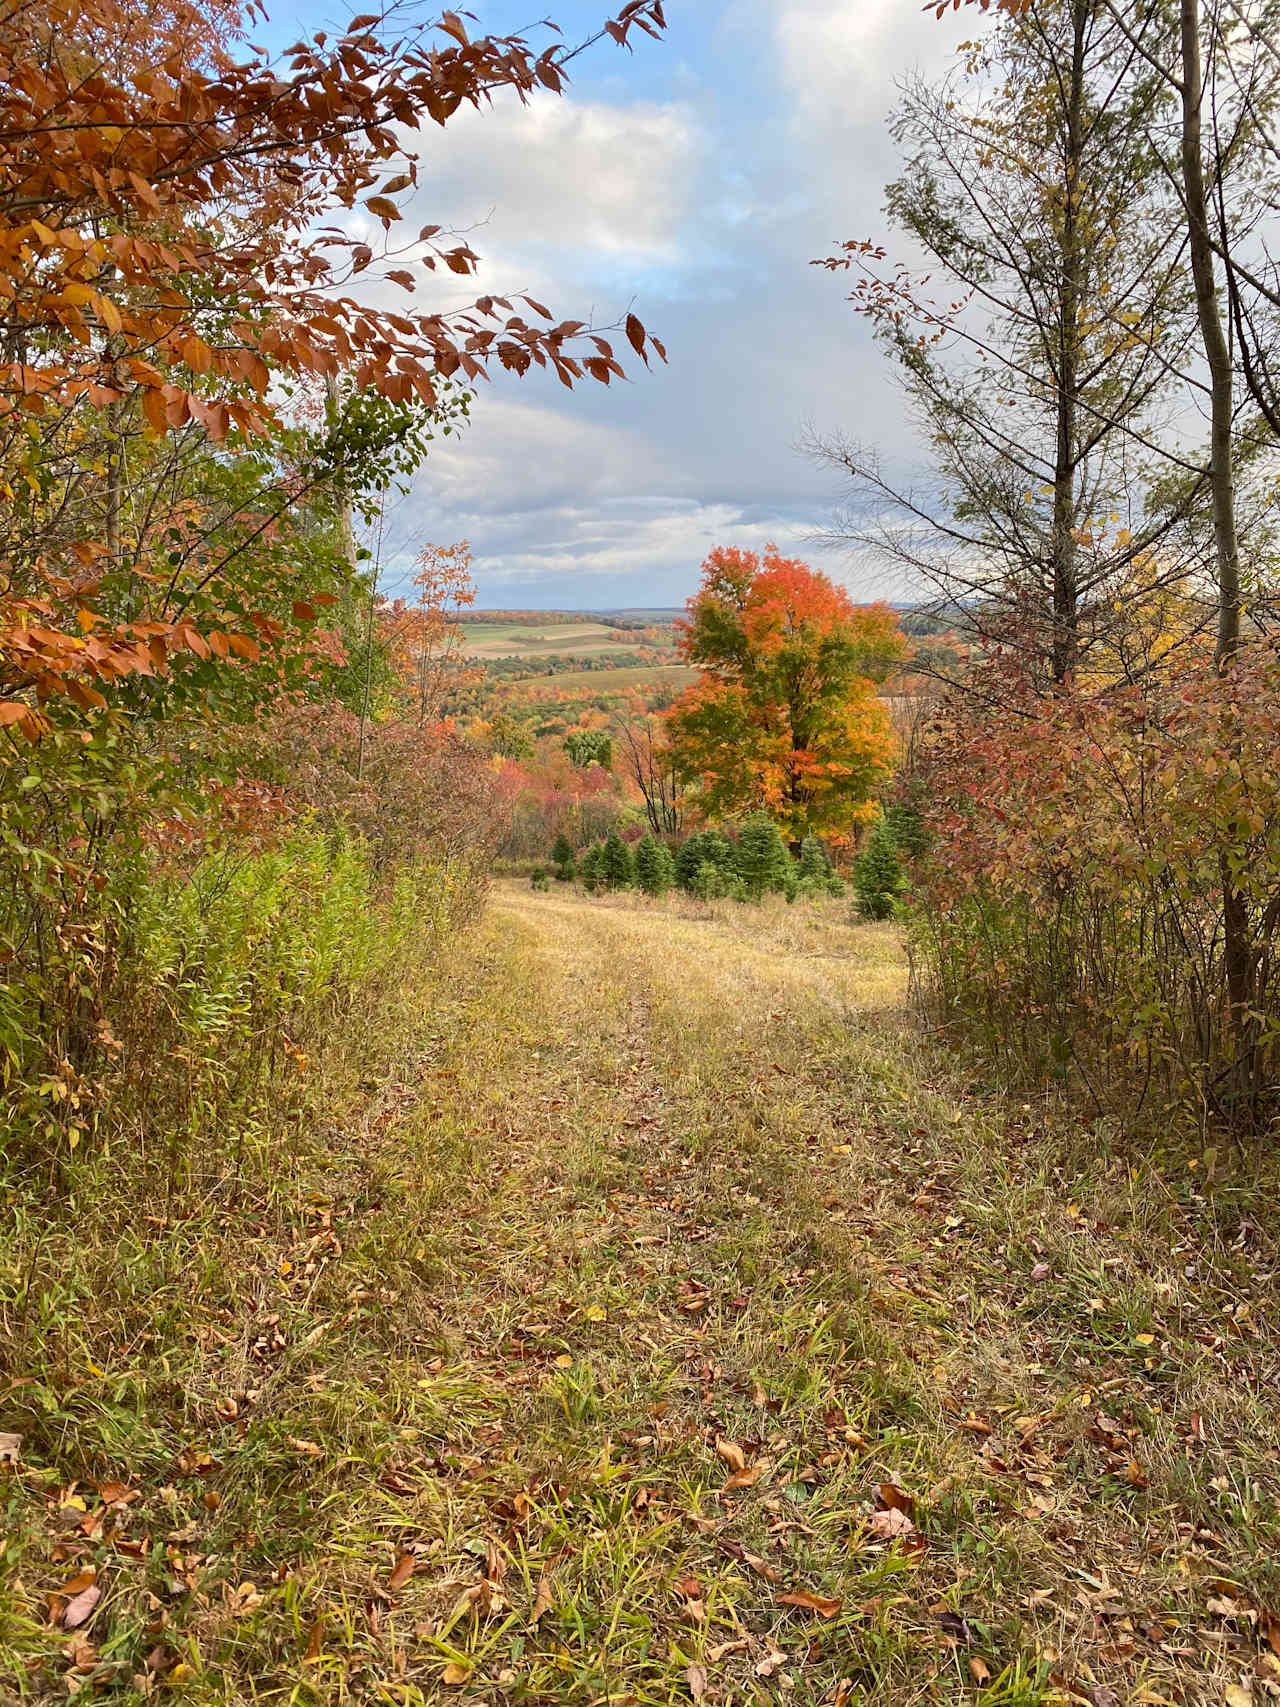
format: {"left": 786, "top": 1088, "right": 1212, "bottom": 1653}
{"left": 0, "top": 0, "right": 667, "bottom": 735}
{"left": 925, "top": 0, "right": 1280, "bottom": 1119}
{"left": 565, "top": 728, "right": 614, "bottom": 769}
{"left": 808, "top": 0, "right": 1212, "bottom": 690}
{"left": 612, "top": 703, "right": 683, "bottom": 835}
{"left": 666, "top": 547, "right": 902, "bottom": 844}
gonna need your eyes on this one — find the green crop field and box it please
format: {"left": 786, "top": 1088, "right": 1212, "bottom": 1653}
{"left": 460, "top": 621, "right": 646, "bottom": 659}
{"left": 516, "top": 662, "right": 696, "bottom": 695}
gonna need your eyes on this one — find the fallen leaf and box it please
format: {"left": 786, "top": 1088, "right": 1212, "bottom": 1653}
{"left": 303, "top": 1618, "right": 323, "bottom": 1662}
{"left": 722, "top": 1466, "right": 761, "bottom": 1492}
{"left": 879, "top": 1482, "right": 915, "bottom": 1514}
{"left": 868, "top": 1506, "right": 916, "bottom": 1539}
{"left": 229, "top": 1581, "right": 263, "bottom": 1616}
{"left": 968, "top": 1655, "right": 991, "bottom": 1684}
{"left": 1029, "top": 1263, "right": 1050, "bottom": 1283}
{"left": 531, "top": 1575, "right": 553, "bottom": 1625}
{"left": 63, "top": 1634, "right": 97, "bottom": 1671}
{"left": 687, "top": 1662, "right": 707, "bottom": 1699}
{"left": 0, "top": 1431, "right": 21, "bottom": 1465}
{"left": 442, "top": 1661, "right": 471, "bottom": 1685}
{"left": 62, "top": 1584, "right": 101, "bottom": 1630}
{"left": 286, "top": 1437, "right": 323, "bottom": 1459}
{"left": 388, "top": 1552, "right": 416, "bottom": 1592}
{"left": 96, "top": 1480, "right": 136, "bottom": 1505}
{"left": 779, "top": 1589, "right": 843, "bottom": 1618}
{"left": 755, "top": 1642, "right": 787, "bottom": 1678}
{"left": 716, "top": 1438, "right": 747, "bottom": 1473}
{"left": 1224, "top": 1687, "right": 1253, "bottom": 1707}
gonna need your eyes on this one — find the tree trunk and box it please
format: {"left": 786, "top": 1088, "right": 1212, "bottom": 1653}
{"left": 1050, "top": 0, "right": 1088, "bottom": 684}
{"left": 1179, "top": 0, "right": 1253, "bottom": 1110}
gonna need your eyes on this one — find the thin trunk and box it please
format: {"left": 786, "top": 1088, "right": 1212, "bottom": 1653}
{"left": 1180, "top": 0, "right": 1241, "bottom": 666}
{"left": 324, "top": 372, "right": 358, "bottom": 578}
{"left": 1050, "top": 0, "right": 1088, "bottom": 683}
{"left": 1179, "top": 0, "right": 1252, "bottom": 1108}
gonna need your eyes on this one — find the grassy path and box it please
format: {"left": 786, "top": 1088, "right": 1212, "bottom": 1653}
{"left": 5, "top": 884, "right": 1280, "bottom": 1706}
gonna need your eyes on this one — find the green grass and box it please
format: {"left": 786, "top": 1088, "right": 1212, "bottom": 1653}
{"left": 3, "top": 882, "right": 1279, "bottom": 1705}
{"left": 460, "top": 622, "right": 640, "bottom": 659}
{"left": 515, "top": 663, "right": 696, "bottom": 695}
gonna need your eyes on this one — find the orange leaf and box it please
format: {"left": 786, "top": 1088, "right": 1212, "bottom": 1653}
{"left": 715, "top": 1438, "right": 747, "bottom": 1472}
{"left": 387, "top": 1552, "right": 416, "bottom": 1591}
{"left": 778, "top": 1589, "right": 843, "bottom": 1618}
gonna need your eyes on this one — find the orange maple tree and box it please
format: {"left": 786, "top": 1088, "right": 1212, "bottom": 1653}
{"left": 666, "top": 545, "right": 904, "bottom": 842}
{"left": 0, "top": 0, "right": 667, "bottom": 733}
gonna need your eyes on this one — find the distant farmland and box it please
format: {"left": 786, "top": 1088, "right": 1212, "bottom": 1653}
{"left": 460, "top": 621, "right": 650, "bottom": 660}
{"left": 513, "top": 663, "right": 696, "bottom": 696}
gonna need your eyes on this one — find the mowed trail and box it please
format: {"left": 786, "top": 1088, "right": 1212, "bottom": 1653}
{"left": 361, "top": 881, "right": 1276, "bottom": 1707}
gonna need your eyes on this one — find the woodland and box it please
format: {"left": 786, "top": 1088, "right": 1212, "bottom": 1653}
{"left": 2, "top": 0, "right": 1280, "bottom": 1704}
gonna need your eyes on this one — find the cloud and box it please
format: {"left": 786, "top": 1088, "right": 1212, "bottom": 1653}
{"left": 404, "top": 91, "right": 701, "bottom": 279}
{"left": 339, "top": 4, "right": 983, "bottom": 608}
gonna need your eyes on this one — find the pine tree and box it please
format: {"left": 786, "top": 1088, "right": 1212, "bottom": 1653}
{"left": 854, "top": 815, "right": 903, "bottom": 920}
{"left": 634, "top": 834, "right": 670, "bottom": 896}
{"left": 734, "top": 813, "right": 791, "bottom": 899}
{"left": 799, "top": 836, "right": 832, "bottom": 881}
{"left": 676, "top": 832, "right": 708, "bottom": 891}
{"left": 601, "top": 830, "right": 634, "bottom": 889}
{"left": 702, "top": 829, "right": 737, "bottom": 873}
{"left": 579, "top": 843, "right": 605, "bottom": 892}
{"left": 799, "top": 833, "right": 843, "bottom": 897}
{"left": 551, "top": 831, "right": 576, "bottom": 881}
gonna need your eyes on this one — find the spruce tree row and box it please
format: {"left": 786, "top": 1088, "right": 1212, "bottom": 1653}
{"left": 548, "top": 814, "right": 853, "bottom": 904}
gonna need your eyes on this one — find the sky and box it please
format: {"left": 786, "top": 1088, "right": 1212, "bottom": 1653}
{"left": 293, "top": 1, "right": 979, "bottom": 609}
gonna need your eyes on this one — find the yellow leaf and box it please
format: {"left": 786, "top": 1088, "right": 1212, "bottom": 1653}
{"left": 584, "top": 1305, "right": 607, "bottom": 1322}
{"left": 93, "top": 293, "right": 123, "bottom": 334}
{"left": 442, "top": 1662, "right": 471, "bottom": 1685}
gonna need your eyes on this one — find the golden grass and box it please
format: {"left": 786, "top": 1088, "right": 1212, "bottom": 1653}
{"left": 3, "top": 882, "right": 1279, "bottom": 1706}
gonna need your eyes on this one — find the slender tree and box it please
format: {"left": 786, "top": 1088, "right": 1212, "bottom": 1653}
{"left": 810, "top": 0, "right": 1201, "bottom": 689}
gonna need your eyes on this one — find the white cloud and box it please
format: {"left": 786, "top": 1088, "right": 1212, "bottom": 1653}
{"left": 405, "top": 92, "right": 701, "bottom": 270}
{"left": 338, "top": 6, "right": 978, "bottom": 607}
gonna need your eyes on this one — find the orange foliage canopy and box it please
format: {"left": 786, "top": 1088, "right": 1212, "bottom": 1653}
{"left": 666, "top": 545, "right": 904, "bottom": 840}
{"left": 0, "top": 0, "right": 666, "bottom": 732}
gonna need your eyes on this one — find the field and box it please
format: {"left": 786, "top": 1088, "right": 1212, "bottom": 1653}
{"left": 6, "top": 884, "right": 1279, "bottom": 1706}
{"left": 460, "top": 622, "right": 661, "bottom": 661}
{"left": 516, "top": 662, "right": 696, "bottom": 696}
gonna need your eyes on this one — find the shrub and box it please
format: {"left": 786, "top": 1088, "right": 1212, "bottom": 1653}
{"left": 854, "top": 815, "right": 904, "bottom": 920}
{"left": 531, "top": 867, "right": 551, "bottom": 891}
{"left": 911, "top": 643, "right": 1280, "bottom": 1126}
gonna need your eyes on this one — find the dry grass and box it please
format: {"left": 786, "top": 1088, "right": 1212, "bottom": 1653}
{"left": 2, "top": 882, "right": 1279, "bottom": 1706}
